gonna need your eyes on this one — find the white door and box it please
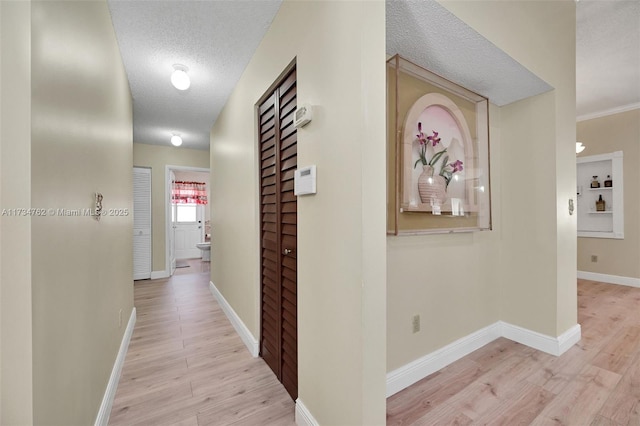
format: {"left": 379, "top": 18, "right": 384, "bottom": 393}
{"left": 173, "top": 203, "right": 204, "bottom": 259}
{"left": 169, "top": 171, "right": 177, "bottom": 275}
{"left": 133, "top": 167, "right": 152, "bottom": 280}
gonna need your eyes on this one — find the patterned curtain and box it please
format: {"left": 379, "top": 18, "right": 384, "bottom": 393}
{"left": 172, "top": 181, "right": 208, "bottom": 204}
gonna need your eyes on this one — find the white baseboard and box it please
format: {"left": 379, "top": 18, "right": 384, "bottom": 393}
{"left": 386, "top": 322, "right": 501, "bottom": 397}
{"left": 295, "top": 398, "right": 319, "bottom": 426}
{"left": 150, "top": 270, "right": 169, "bottom": 279}
{"left": 577, "top": 270, "right": 640, "bottom": 288}
{"left": 387, "top": 320, "right": 582, "bottom": 397}
{"left": 557, "top": 324, "right": 582, "bottom": 355}
{"left": 209, "top": 281, "right": 259, "bottom": 357}
{"left": 499, "top": 321, "right": 581, "bottom": 357}
{"left": 94, "top": 307, "right": 136, "bottom": 426}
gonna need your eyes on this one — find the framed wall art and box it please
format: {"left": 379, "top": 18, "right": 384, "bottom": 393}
{"left": 387, "top": 55, "right": 491, "bottom": 235}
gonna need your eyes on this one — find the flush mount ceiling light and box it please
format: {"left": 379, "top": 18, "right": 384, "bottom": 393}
{"left": 171, "top": 134, "right": 183, "bottom": 147}
{"left": 576, "top": 141, "right": 586, "bottom": 154}
{"left": 171, "top": 64, "right": 190, "bottom": 90}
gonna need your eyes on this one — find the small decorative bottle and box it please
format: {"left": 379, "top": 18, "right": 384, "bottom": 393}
{"left": 604, "top": 175, "right": 612, "bottom": 188}
{"left": 596, "top": 194, "right": 605, "bottom": 212}
{"left": 591, "top": 176, "right": 600, "bottom": 188}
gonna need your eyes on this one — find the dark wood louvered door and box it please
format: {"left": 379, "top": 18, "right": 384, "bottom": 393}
{"left": 258, "top": 65, "right": 297, "bottom": 400}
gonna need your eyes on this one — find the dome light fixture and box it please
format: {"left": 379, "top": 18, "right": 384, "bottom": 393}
{"left": 171, "top": 64, "right": 190, "bottom": 90}
{"left": 171, "top": 134, "right": 183, "bottom": 147}
{"left": 576, "top": 141, "right": 585, "bottom": 154}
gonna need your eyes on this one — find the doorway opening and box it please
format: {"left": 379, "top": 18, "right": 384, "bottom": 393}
{"left": 165, "top": 165, "right": 211, "bottom": 277}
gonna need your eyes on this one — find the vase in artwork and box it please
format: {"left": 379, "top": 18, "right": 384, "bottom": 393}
{"left": 418, "top": 165, "right": 446, "bottom": 204}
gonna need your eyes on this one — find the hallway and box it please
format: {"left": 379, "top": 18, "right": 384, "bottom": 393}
{"left": 109, "top": 260, "right": 295, "bottom": 425}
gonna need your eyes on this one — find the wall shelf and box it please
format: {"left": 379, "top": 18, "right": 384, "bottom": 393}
{"left": 577, "top": 151, "right": 624, "bottom": 239}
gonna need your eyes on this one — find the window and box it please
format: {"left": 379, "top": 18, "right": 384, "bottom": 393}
{"left": 175, "top": 204, "right": 197, "bottom": 223}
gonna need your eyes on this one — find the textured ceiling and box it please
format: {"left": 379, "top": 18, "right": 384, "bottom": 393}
{"left": 386, "top": 0, "right": 553, "bottom": 107}
{"left": 108, "top": 1, "right": 638, "bottom": 152}
{"left": 108, "top": 0, "right": 282, "bottom": 151}
{"left": 576, "top": 0, "right": 640, "bottom": 119}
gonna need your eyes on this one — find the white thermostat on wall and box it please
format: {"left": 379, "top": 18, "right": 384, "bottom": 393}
{"left": 294, "top": 165, "right": 316, "bottom": 196}
{"left": 294, "top": 104, "right": 313, "bottom": 128}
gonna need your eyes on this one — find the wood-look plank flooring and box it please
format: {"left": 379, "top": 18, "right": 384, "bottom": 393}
{"left": 108, "top": 259, "right": 295, "bottom": 426}
{"left": 388, "top": 279, "right": 640, "bottom": 426}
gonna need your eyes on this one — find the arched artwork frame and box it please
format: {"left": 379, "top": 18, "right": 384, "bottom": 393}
{"left": 402, "top": 93, "right": 475, "bottom": 214}
{"left": 387, "top": 55, "right": 491, "bottom": 235}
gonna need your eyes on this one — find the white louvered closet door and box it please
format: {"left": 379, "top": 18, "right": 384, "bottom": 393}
{"left": 133, "top": 167, "right": 152, "bottom": 280}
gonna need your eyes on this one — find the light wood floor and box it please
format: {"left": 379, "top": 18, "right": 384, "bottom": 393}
{"left": 111, "top": 273, "right": 638, "bottom": 425}
{"left": 387, "top": 279, "right": 640, "bottom": 425}
{"left": 108, "top": 259, "right": 295, "bottom": 426}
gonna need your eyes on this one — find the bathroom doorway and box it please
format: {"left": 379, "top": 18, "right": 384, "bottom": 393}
{"left": 165, "top": 165, "right": 210, "bottom": 277}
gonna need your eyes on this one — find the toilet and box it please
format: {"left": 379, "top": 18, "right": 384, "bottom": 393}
{"left": 196, "top": 242, "right": 211, "bottom": 262}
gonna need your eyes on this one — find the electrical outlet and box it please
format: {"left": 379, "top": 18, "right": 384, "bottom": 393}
{"left": 119, "top": 309, "right": 123, "bottom": 328}
{"left": 412, "top": 314, "right": 420, "bottom": 333}
{"left": 591, "top": 255, "right": 598, "bottom": 263}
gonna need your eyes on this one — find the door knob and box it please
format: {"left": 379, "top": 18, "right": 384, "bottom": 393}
{"left": 283, "top": 248, "right": 292, "bottom": 255}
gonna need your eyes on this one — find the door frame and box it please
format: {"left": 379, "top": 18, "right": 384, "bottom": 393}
{"left": 133, "top": 166, "right": 152, "bottom": 280}
{"left": 164, "top": 164, "right": 210, "bottom": 277}
{"left": 169, "top": 170, "right": 177, "bottom": 276}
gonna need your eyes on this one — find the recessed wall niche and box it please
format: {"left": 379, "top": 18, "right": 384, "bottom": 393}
{"left": 387, "top": 55, "right": 491, "bottom": 235}
{"left": 577, "top": 151, "right": 624, "bottom": 239}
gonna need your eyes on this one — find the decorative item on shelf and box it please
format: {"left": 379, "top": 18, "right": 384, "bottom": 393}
{"left": 590, "top": 176, "right": 600, "bottom": 188}
{"left": 414, "top": 123, "right": 463, "bottom": 208}
{"left": 604, "top": 175, "right": 612, "bottom": 187}
{"left": 596, "top": 194, "right": 605, "bottom": 212}
{"left": 417, "top": 165, "right": 446, "bottom": 206}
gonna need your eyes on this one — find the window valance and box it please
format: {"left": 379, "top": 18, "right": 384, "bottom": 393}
{"left": 172, "top": 181, "right": 207, "bottom": 204}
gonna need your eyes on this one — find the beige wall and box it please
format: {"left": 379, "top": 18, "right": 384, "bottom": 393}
{"left": 27, "top": 1, "right": 134, "bottom": 424}
{"left": 388, "top": 1, "right": 577, "bottom": 370}
{"left": 209, "top": 1, "right": 386, "bottom": 424}
{"left": 499, "top": 92, "right": 561, "bottom": 335}
{"left": 443, "top": 0, "right": 577, "bottom": 336}
{"left": 0, "top": 2, "right": 34, "bottom": 424}
{"left": 577, "top": 109, "right": 640, "bottom": 279}
{"left": 387, "top": 103, "right": 502, "bottom": 370}
{"left": 133, "top": 143, "right": 209, "bottom": 272}
{"left": 445, "top": 0, "right": 578, "bottom": 336}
